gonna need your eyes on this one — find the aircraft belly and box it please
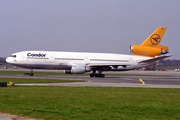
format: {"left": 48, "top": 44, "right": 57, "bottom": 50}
{"left": 11, "top": 63, "right": 71, "bottom": 70}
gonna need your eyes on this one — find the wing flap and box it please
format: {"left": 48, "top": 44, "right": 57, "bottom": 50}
{"left": 138, "top": 55, "right": 172, "bottom": 63}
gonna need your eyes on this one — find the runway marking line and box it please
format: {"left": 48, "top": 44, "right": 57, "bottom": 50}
{"left": 139, "top": 78, "right": 145, "bottom": 85}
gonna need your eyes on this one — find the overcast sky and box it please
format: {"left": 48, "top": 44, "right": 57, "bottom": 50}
{"left": 0, "top": 0, "right": 180, "bottom": 59}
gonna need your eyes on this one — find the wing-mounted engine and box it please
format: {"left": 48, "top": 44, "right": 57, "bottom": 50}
{"left": 130, "top": 45, "right": 168, "bottom": 57}
{"left": 64, "top": 63, "right": 90, "bottom": 74}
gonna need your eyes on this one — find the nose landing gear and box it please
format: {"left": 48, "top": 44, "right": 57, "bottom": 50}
{"left": 24, "top": 69, "right": 34, "bottom": 76}
{"left": 30, "top": 69, "right": 34, "bottom": 76}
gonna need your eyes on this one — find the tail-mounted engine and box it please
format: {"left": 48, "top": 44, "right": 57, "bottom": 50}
{"left": 129, "top": 45, "right": 168, "bottom": 57}
{"left": 129, "top": 27, "right": 169, "bottom": 57}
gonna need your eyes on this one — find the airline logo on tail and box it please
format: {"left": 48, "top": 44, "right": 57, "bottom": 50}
{"left": 150, "top": 34, "right": 161, "bottom": 45}
{"left": 130, "top": 27, "right": 169, "bottom": 57}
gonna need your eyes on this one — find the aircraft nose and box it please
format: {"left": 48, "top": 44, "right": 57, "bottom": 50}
{"left": 6, "top": 57, "right": 12, "bottom": 63}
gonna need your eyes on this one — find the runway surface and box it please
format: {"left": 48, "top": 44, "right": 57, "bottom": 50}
{"left": 0, "top": 70, "right": 180, "bottom": 88}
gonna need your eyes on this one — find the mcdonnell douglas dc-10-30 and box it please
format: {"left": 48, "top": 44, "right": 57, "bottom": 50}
{"left": 6, "top": 27, "right": 171, "bottom": 77}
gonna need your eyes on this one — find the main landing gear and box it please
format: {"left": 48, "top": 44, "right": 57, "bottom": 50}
{"left": 90, "top": 74, "right": 105, "bottom": 77}
{"left": 89, "top": 69, "right": 105, "bottom": 78}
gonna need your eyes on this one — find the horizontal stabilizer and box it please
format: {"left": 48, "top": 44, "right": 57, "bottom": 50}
{"left": 138, "top": 55, "right": 172, "bottom": 63}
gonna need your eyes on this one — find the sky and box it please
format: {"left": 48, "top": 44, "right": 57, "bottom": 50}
{"left": 0, "top": 0, "right": 180, "bottom": 59}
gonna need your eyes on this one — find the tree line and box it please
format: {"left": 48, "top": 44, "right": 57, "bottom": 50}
{"left": 160, "top": 59, "right": 180, "bottom": 66}
{"left": 0, "top": 57, "right": 6, "bottom": 64}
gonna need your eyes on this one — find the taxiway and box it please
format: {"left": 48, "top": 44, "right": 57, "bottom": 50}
{"left": 0, "top": 70, "right": 180, "bottom": 88}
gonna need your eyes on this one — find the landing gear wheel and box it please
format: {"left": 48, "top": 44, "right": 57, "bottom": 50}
{"left": 30, "top": 73, "right": 34, "bottom": 76}
{"left": 94, "top": 74, "right": 105, "bottom": 78}
{"left": 101, "top": 74, "right": 105, "bottom": 77}
{"left": 90, "top": 74, "right": 105, "bottom": 77}
{"left": 90, "top": 74, "right": 95, "bottom": 77}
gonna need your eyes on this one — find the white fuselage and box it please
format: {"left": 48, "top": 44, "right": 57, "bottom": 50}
{"left": 6, "top": 51, "right": 155, "bottom": 73}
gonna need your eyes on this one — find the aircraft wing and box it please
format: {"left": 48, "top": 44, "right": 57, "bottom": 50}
{"left": 138, "top": 55, "right": 172, "bottom": 63}
{"left": 88, "top": 63, "right": 131, "bottom": 68}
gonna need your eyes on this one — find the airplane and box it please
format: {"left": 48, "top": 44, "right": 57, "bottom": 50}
{"left": 6, "top": 27, "right": 171, "bottom": 77}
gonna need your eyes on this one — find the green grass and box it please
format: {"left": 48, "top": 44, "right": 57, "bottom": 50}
{"left": 0, "top": 86, "right": 180, "bottom": 120}
{"left": 0, "top": 70, "right": 171, "bottom": 77}
{"left": 0, "top": 78, "right": 84, "bottom": 83}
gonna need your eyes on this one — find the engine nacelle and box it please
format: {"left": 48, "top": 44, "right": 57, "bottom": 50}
{"left": 64, "top": 63, "right": 86, "bottom": 74}
{"left": 130, "top": 45, "right": 168, "bottom": 57}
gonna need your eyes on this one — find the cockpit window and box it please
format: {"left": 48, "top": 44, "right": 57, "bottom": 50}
{"left": 10, "top": 55, "right": 16, "bottom": 58}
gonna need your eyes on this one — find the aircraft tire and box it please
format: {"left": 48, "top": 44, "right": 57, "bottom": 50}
{"left": 95, "top": 74, "right": 105, "bottom": 78}
{"left": 90, "top": 74, "right": 95, "bottom": 77}
{"left": 90, "top": 74, "right": 105, "bottom": 78}
{"left": 101, "top": 74, "right": 105, "bottom": 77}
{"left": 30, "top": 73, "right": 34, "bottom": 76}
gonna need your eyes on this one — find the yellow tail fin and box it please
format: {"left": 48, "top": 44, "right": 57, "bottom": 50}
{"left": 130, "top": 27, "right": 169, "bottom": 57}
{"left": 141, "top": 27, "right": 167, "bottom": 46}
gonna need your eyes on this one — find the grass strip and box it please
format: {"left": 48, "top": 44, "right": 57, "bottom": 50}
{"left": 0, "top": 86, "right": 180, "bottom": 120}
{"left": 0, "top": 71, "right": 171, "bottom": 77}
{"left": 0, "top": 78, "right": 84, "bottom": 83}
